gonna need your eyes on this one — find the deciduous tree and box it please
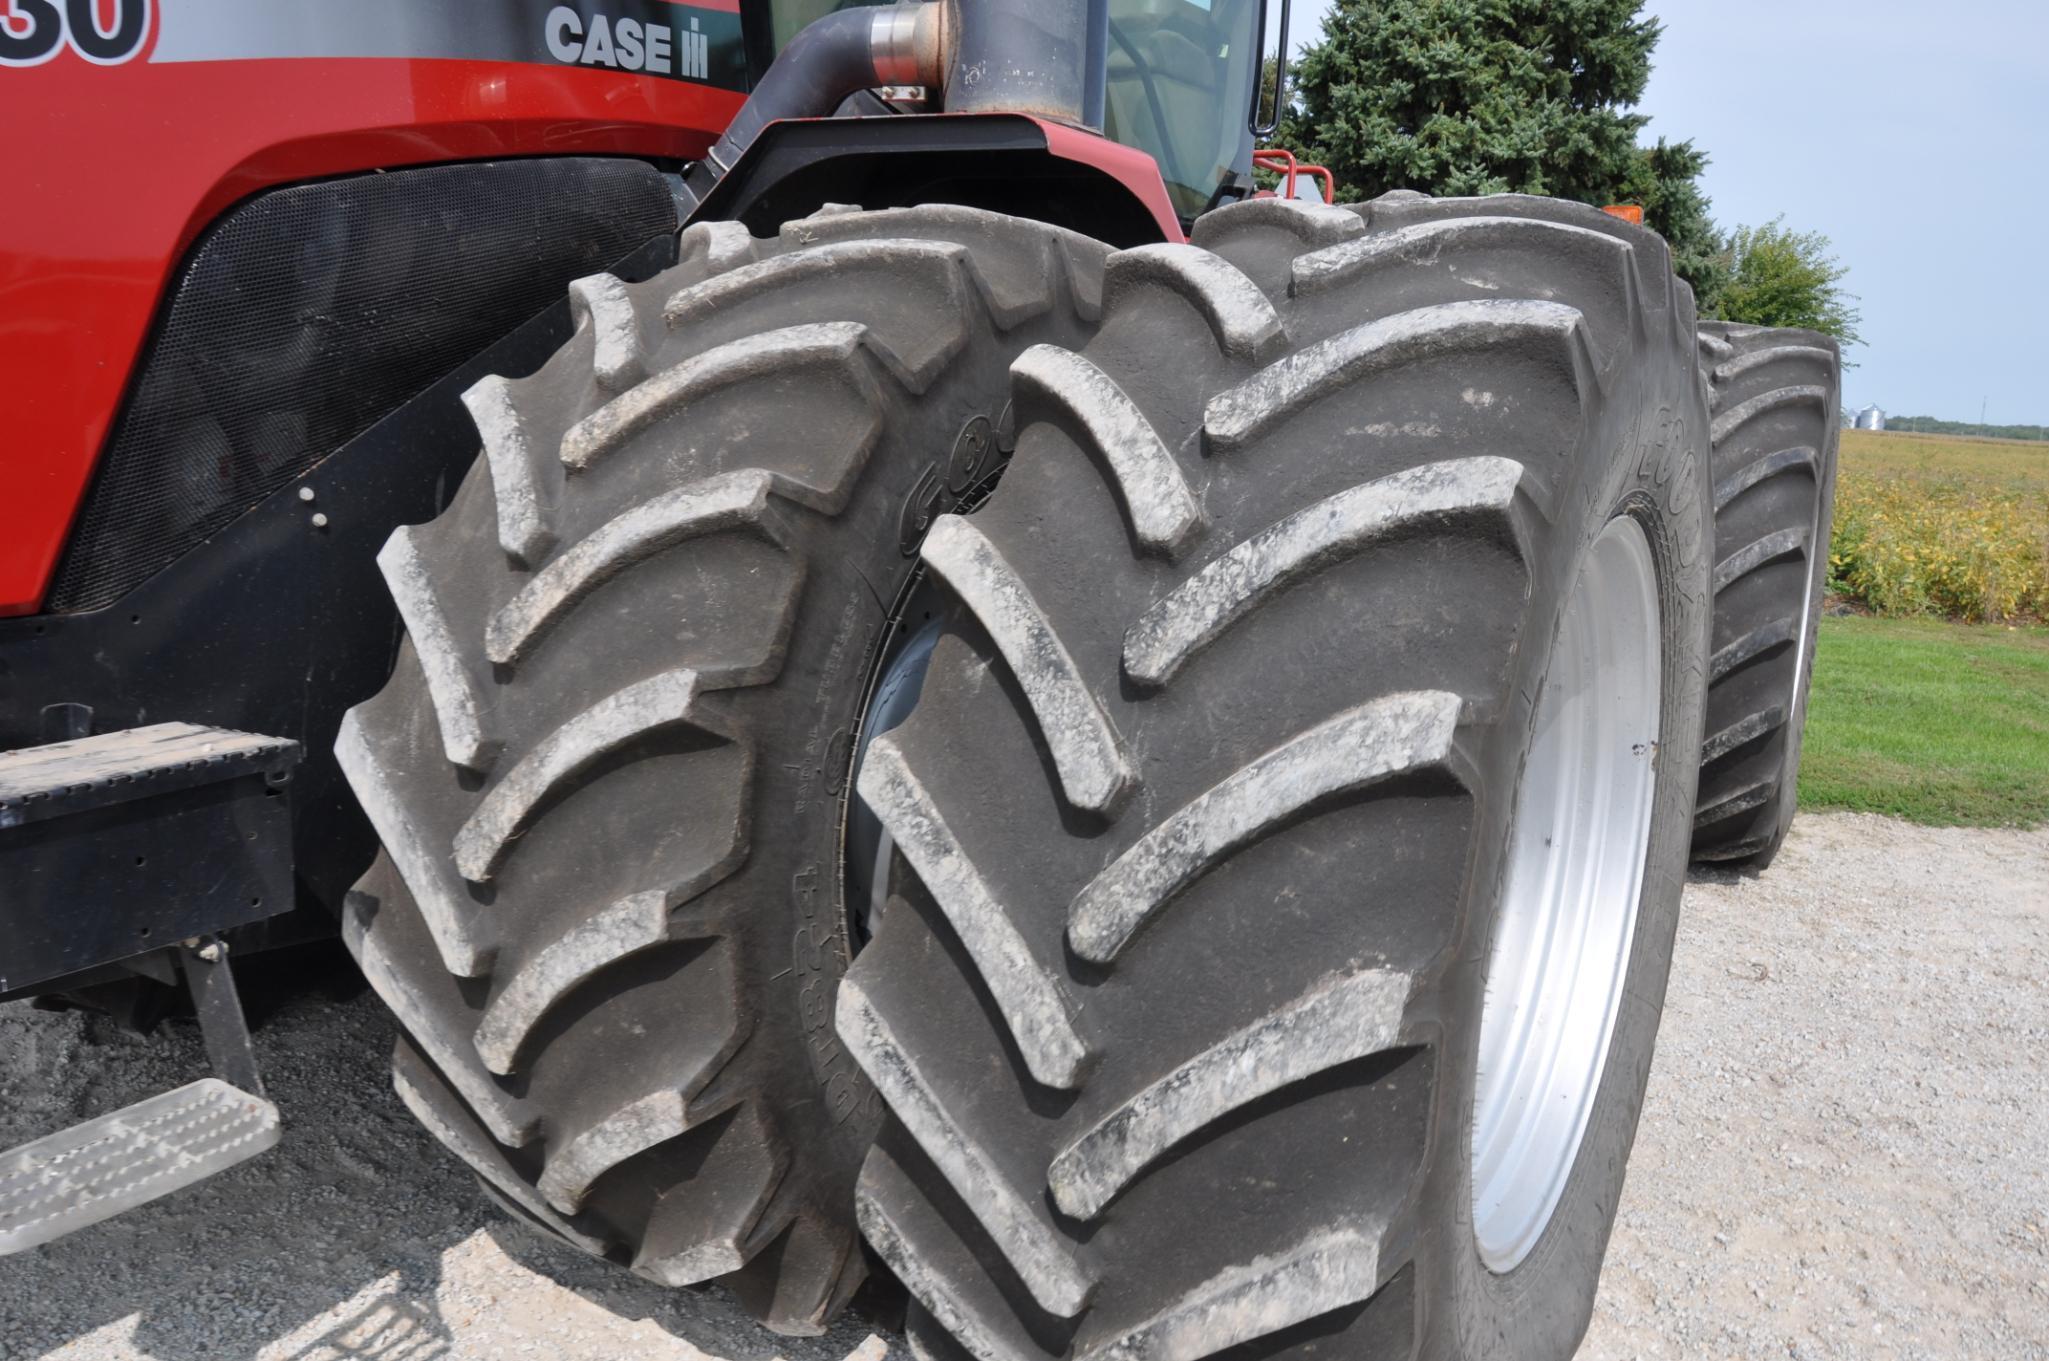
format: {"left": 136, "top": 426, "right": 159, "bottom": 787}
{"left": 1717, "top": 217, "right": 1863, "bottom": 350}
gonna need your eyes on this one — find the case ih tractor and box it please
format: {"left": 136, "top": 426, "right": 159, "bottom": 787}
{"left": 0, "top": 1, "right": 1839, "bottom": 1355}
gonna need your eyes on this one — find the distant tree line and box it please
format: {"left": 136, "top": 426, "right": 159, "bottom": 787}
{"left": 1880, "top": 416, "right": 2049, "bottom": 442}
{"left": 1275, "top": 0, "right": 1859, "bottom": 348}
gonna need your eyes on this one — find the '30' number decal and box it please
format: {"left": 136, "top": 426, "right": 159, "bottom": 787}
{"left": 1, "top": 0, "right": 151, "bottom": 67}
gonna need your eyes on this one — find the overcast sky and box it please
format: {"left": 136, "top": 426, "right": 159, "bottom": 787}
{"left": 1282, "top": 0, "right": 2048, "bottom": 423}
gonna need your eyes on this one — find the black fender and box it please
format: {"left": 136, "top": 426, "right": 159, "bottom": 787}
{"left": 688, "top": 111, "right": 1182, "bottom": 247}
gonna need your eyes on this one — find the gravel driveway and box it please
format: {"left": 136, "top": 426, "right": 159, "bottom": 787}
{"left": 3, "top": 812, "right": 2044, "bottom": 1361}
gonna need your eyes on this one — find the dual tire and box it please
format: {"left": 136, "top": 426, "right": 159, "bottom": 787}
{"left": 337, "top": 204, "right": 1108, "bottom": 1332}
{"left": 839, "top": 194, "right": 1711, "bottom": 1361}
{"left": 1689, "top": 322, "right": 1842, "bottom": 867}
{"left": 344, "top": 192, "right": 1720, "bottom": 1357}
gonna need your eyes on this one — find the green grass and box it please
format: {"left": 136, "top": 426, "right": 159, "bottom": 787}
{"left": 1798, "top": 615, "right": 2049, "bottom": 826}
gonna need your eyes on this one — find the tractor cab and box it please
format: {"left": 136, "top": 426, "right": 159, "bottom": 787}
{"left": 1101, "top": 0, "right": 1265, "bottom": 216}
{"left": 756, "top": 0, "right": 1271, "bottom": 222}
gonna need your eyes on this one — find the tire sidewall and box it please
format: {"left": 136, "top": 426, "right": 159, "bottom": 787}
{"left": 1423, "top": 339, "right": 1712, "bottom": 1360}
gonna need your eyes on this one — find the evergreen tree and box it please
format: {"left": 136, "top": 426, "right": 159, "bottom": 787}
{"left": 1618, "top": 137, "right": 1726, "bottom": 314}
{"left": 1278, "top": 0, "right": 1726, "bottom": 304}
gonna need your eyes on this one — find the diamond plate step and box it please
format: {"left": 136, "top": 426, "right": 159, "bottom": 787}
{"left": 0, "top": 1078, "right": 280, "bottom": 1253}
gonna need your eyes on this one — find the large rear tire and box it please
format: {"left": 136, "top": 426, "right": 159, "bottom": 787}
{"left": 337, "top": 206, "right": 1106, "bottom": 1334}
{"left": 835, "top": 192, "right": 1712, "bottom": 1361}
{"left": 1689, "top": 322, "right": 1841, "bottom": 867}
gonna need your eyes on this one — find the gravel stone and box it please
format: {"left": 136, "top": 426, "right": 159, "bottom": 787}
{"left": 2, "top": 812, "right": 2043, "bottom": 1360}
{"left": 1582, "top": 812, "right": 2049, "bottom": 1361}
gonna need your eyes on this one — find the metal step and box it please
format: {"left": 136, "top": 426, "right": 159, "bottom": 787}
{"left": 0, "top": 1078, "right": 280, "bottom": 1254}
{"left": 0, "top": 722, "right": 299, "bottom": 996}
{"left": 0, "top": 722, "right": 295, "bottom": 828}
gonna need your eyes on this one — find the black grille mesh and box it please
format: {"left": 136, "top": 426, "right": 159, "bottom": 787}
{"left": 48, "top": 158, "right": 676, "bottom": 613}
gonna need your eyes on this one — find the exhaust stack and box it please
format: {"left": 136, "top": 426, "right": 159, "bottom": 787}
{"left": 680, "top": 1, "right": 950, "bottom": 209}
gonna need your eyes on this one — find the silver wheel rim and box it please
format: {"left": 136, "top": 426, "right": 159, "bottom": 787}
{"left": 1471, "top": 513, "right": 1662, "bottom": 1273}
{"left": 1789, "top": 479, "right": 1826, "bottom": 733}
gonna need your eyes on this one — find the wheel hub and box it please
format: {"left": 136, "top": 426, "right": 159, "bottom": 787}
{"left": 1471, "top": 513, "right": 1662, "bottom": 1273}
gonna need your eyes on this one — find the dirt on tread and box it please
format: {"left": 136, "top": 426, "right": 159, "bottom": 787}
{"left": 1689, "top": 321, "right": 1842, "bottom": 867}
{"left": 833, "top": 190, "right": 1711, "bottom": 1361}
{"left": 337, "top": 205, "right": 1108, "bottom": 1334}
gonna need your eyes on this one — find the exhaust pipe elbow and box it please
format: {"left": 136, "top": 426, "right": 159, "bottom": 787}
{"left": 682, "top": 1, "right": 950, "bottom": 210}
{"left": 869, "top": 0, "right": 951, "bottom": 88}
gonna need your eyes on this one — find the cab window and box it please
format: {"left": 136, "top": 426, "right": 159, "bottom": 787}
{"left": 763, "top": 0, "right": 1259, "bottom": 218}
{"left": 1105, "top": 0, "right": 1259, "bottom": 218}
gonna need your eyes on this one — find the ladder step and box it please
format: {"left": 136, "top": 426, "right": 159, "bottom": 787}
{"left": 0, "top": 721, "right": 298, "bottom": 829}
{"left": 0, "top": 1078, "right": 280, "bottom": 1254}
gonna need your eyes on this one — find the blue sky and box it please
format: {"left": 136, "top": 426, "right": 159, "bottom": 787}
{"left": 1282, "top": 0, "right": 2049, "bottom": 424}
